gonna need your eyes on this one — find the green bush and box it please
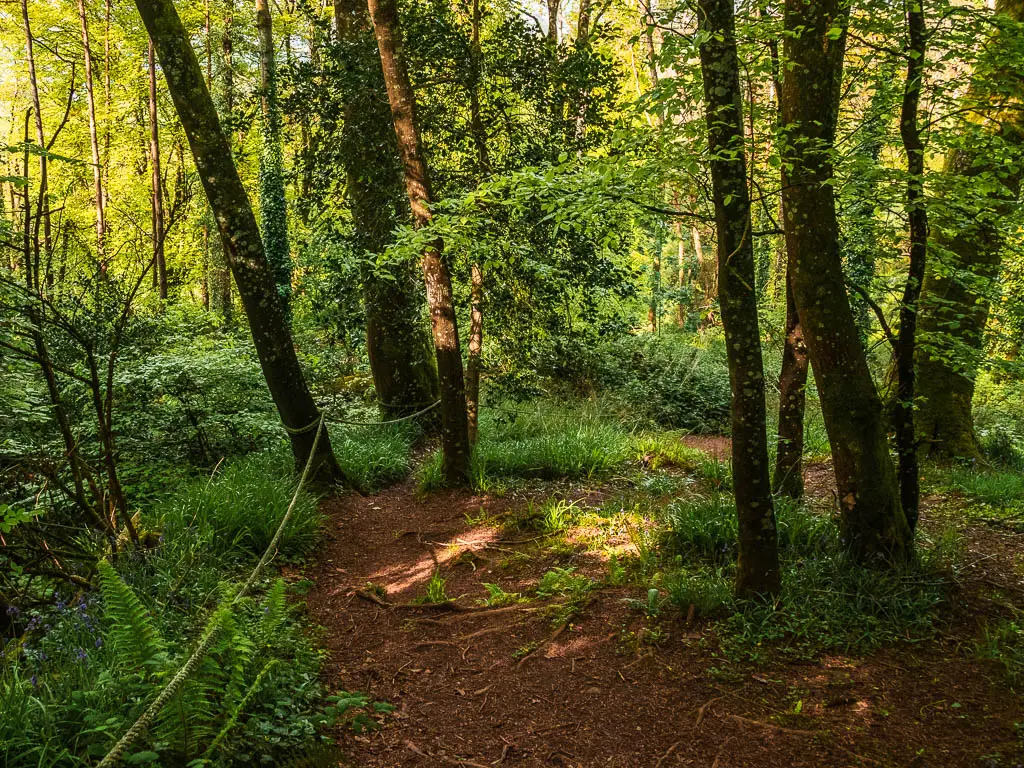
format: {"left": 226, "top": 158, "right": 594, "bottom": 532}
{"left": 330, "top": 424, "right": 416, "bottom": 492}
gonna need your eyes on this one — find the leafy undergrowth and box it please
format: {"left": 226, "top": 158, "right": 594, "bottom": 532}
{"left": 0, "top": 453, "right": 372, "bottom": 768}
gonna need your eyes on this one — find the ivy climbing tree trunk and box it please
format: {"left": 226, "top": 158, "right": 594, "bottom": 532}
{"left": 148, "top": 40, "right": 167, "bottom": 299}
{"left": 256, "top": 0, "right": 291, "bottom": 314}
{"left": 367, "top": 0, "right": 471, "bottom": 485}
{"left": 698, "top": 0, "right": 780, "bottom": 597}
{"left": 333, "top": 0, "right": 440, "bottom": 421}
{"left": 915, "top": 0, "right": 1024, "bottom": 460}
{"left": 782, "top": 0, "right": 912, "bottom": 563}
{"left": 133, "top": 0, "right": 342, "bottom": 480}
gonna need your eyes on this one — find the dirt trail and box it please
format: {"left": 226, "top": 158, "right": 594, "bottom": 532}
{"left": 306, "top": 472, "right": 1023, "bottom": 767}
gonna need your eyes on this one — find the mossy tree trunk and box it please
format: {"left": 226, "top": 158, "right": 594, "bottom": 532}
{"left": 915, "top": 0, "right": 1024, "bottom": 461}
{"left": 782, "top": 0, "right": 912, "bottom": 563}
{"left": 367, "top": 0, "right": 471, "bottom": 485}
{"left": 134, "top": 0, "right": 341, "bottom": 480}
{"left": 333, "top": 0, "right": 439, "bottom": 421}
{"left": 256, "top": 0, "right": 291, "bottom": 314}
{"left": 698, "top": 0, "right": 780, "bottom": 597}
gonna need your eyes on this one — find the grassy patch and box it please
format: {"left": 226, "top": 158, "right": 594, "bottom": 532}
{"left": 418, "top": 403, "right": 634, "bottom": 491}
{"left": 926, "top": 465, "right": 1024, "bottom": 510}
{"left": 657, "top": 495, "right": 956, "bottom": 660}
{"left": 331, "top": 424, "right": 416, "bottom": 492}
{"left": 158, "top": 451, "right": 322, "bottom": 563}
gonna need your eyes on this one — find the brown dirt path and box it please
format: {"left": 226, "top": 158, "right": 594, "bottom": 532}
{"left": 305, "top": 475, "right": 1024, "bottom": 767}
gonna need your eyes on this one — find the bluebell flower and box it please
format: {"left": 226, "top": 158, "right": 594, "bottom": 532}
{"left": 95, "top": 637, "right": 103, "bottom": 648}
{"left": 76, "top": 648, "right": 87, "bottom": 662}
{"left": 29, "top": 675, "right": 38, "bottom": 687}
{"left": 5, "top": 605, "right": 19, "bottom": 617}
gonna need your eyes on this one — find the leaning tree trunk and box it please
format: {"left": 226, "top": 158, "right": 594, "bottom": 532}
{"left": 334, "top": 0, "right": 439, "bottom": 422}
{"left": 782, "top": 0, "right": 911, "bottom": 563}
{"left": 915, "top": 0, "right": 1024, "bottom": 460}
{"left": 148, "top": 40, "right": 167, "bottom": 299}
{"left": 698, "top": 0, "right": 780, "bottom": 597}
{"left": 256, "top": 0, "right": 291, "bottom": 313}
{"left": 133, "top": 0, "right": 342, "bottom": 479}
{"left": 367, "top": 0, "right": 471, "bottom": 485}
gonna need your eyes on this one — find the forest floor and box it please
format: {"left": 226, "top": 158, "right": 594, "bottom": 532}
{"left": 305, "top": 438, "right": 1024, "bottom": 767}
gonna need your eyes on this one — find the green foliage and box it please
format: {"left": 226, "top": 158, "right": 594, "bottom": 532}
{"left": 419, "top": 572, "right": 450, "bottom": 604}
{"left": 479, "top": 583, "right": 525, "bottom": 607}
{"left": 418, "top": 403, "right": 633, "bottom": 491}
{"left": 660, "top": 496, "right": 956, "bottom": 660}
{"left": 978, "top": 621, "right": 1024, "bottom": 687}
{"left": 928, "top": 465, "right": 1024, "bottom": 510}
{"left": 158, "top": 451, "right": 321, "bottom": 563}
{"left": 328, "top": 424, "right": 416, "bottom": 492}
{"left": 96, "top": 560, "right": 168, "bottom": 673}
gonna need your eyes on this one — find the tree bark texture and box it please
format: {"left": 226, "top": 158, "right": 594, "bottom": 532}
{"left": 782, "top": 0, "right": 912, "bottom": 562}
{"left": 333, "top": 0, "right": 440, "bottom": 420}
{"left": 698, "top": 0, "right": 780, "bottom": 597}
{"left": 134, "top": 0, "right": 341, "bottom": 479}
{"left": 915, "top": 0, "right": 1024, "bottom": 460}
{"left": 367, "top": 0, "right": 471, "bottom": 485}
{"left": 774, "top": 279, "right": 808, "bottom": 499}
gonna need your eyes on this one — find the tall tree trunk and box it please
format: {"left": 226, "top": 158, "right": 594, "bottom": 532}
{"left": 20, "top": 0, "right": 50, "bottom": 290}
{"left": 333, "top": 0, "right": 440, "bottom": 421}
{"left": 256, "top": 0, "right": 292, "bottom": 313}
{"left": 465, "top": 0, "right": 488, "bottom": 443}
{"left": 77, "top": 0, "right": 106, "bottom": 256}
{"left": 893, "top": 0, "right": 928, "bottom": 531}
{"left": 209, "top": 0, "right": 234, "bottom": 321}
{"left": 768, "top": 22, "right": 808, "bottom": 501}
{"left": 134, "top": 0, "right": 342, "bottom": 479}
{"left": 148, "top": 40, "right": 167, "bottom": 299}
{"left": 915, "top": 0, "right": 1024, "bottom": 460}
{"left": 698, "top": 0, "right": 780, "bottom": 597}
{"left": 782, "top": 0, "right": 911, "bottom": 563}
{"left": 367, "top": 0, "right": 471, "bottom": 485}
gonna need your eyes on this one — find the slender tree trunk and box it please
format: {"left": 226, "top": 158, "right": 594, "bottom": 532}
{"left": 333, "top": 0, "right": 440, "bottom": 420}
{"left": 256, "top": 0, "right": 292, "bottom": 313}
{"left": 209, "top": 0, "right": 235, "bottom": 321}
{"left": 20, "top": 0, "right": 51, "bottom": 289}
{"left": 134, "top": 0, "right": 342, "bottom": 479}
{"left": 768, "top": 23, "right": 808, "bottom": 500}
{"left": 915, "top": 0, "right": 1024, "bottom": 460}
{"left": 698, "top": 0, "right": 780, "bottom": 597}
{"left": 465, "top": 0, "right": 488, "bottom": 443}
{"left": 367, "top": 0, "right": 471, "bottom": 485}
{"left": 77, "top": 0, "right": 106, "bottom": 256}
{"left": 547, "top": 0, "right": 560, "bottom": 43}
{"left": 894, "top": 0, "right": 928, "bottom": 531}
{"left": 782, "top": 0, "right": 911, "bottom": 563}
{"left": 774, "top": 280, "right": 808, "bottom": 498}
{"left": 148, "top": 40, "right": 167, "bottom": 299}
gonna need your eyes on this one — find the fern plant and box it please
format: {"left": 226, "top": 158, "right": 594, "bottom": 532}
{"left": 96, "top": 560, "right": 168, "bottom": 673}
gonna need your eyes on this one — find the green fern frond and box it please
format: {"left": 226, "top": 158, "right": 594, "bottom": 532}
{"left": 258, "top": 578, "right": 288, "bottom": 643}
{"left": 97, "top": 560, "right": 168, "bottom": 673}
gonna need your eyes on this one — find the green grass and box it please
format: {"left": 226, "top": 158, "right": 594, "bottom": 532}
{"left": 330, "top": 424, "right": 416, "bottom": 492}
{"left": 658, "top": 495, "right": 956, "bottom": 660}
{"left": 158, "top": 451, "right": 322, "bottom": 563}
{"left": 926, "top": 465, "right": 1024, "bottom": 510}
{"left": 418, "top": 402, "right": 634, "bottom": 491}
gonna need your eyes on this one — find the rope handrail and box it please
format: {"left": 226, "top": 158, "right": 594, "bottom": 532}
{"left": 95, "top": 417, "right": 326, "bottom": 768}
